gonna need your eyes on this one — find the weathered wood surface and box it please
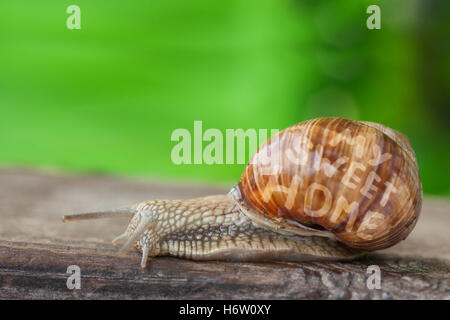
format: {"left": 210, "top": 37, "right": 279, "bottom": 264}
{"left": 0, "top": 169, "right": 449, "bottom": 299}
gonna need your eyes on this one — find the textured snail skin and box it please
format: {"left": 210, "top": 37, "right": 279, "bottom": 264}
{"left": 114, "top": 194, "right": 359, "bottom": 267}
{"left": 62, "top": 118, "right": 421, "bottom": 267}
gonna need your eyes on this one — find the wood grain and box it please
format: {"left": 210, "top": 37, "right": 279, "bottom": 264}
{"left": 0, "top": 169, "right": 449, "bottom": 299}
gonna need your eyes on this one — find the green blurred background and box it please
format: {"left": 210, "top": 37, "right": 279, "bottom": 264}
{"left": 0, "top": 0, "right": 449, "bottom": 195}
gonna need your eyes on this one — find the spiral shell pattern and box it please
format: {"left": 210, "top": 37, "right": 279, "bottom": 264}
{"left": 237, "top": 118, "right": 422, "bottom": 250}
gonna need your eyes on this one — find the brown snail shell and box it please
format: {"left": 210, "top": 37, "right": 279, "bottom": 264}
{"left": 235, "top": 118, "right": 422, "bottom": 251}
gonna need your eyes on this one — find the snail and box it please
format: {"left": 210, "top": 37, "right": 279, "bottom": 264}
{"left": 62, "top": 118, "right": 422, "bottom": 268}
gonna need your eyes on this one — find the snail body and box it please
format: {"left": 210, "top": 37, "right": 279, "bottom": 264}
{"left": 62, "top": 118, "right": 422, "bottom": 268}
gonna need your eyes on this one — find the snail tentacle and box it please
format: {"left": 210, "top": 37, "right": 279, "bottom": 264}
{"left": 140, "top": 241, "right": 151, "bottom": 268}
{"left": 116, "top": 209, "right": 158, "bottom": 256}
{"left": 62, "top": 206, "right": 136, "bottom": 222}
{"left": 111, "top": 233, "right": 128, "bottom": 245}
